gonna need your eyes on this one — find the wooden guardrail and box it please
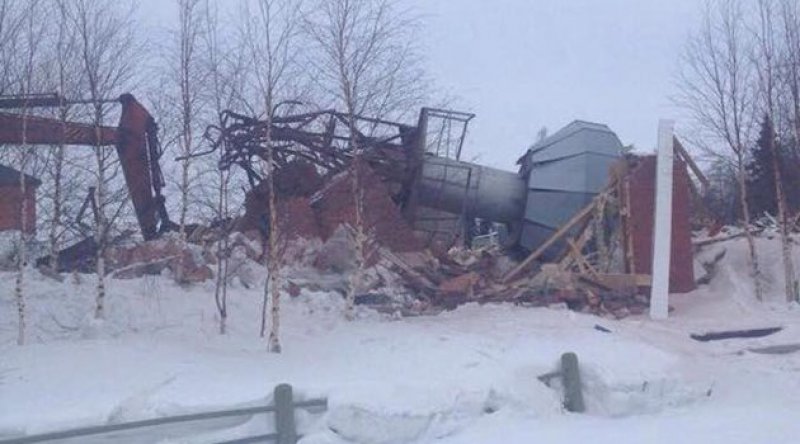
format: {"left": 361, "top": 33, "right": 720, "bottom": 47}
{"left": 0, "top": 384, "right": 325, "bottom": 444}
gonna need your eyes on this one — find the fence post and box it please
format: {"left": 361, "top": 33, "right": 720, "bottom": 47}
{"left": 561, "top": 352, "right": 585, "bottom": 413}
{"left": 274, "top": 383, "right": 297, "bottom": 444}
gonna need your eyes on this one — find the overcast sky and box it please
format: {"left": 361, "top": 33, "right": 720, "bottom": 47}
{"left": 142, "top": 0, "right": 701, "bottom": 170}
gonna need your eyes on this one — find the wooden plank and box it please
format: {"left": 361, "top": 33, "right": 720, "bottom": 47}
{"left": 597, "top": 273, "right": 652, "bottom": 288}
{"left": 379, "top": 249, "right": 437, "bottom": 291}
{"left": 503, "top": 199, "right": 596, "bottom": 283}
{"left": 622, "top": 178, "right": 635, "bottom": 273}
{"left": 557, "top": 217, "right": 593, "bottom": 270}
{"left": 592, "top": 191, "right": 610, "bottom": 270}
{"left": 690, "top": 327, "right": 783, "bottom": 342}
{"left": 567, "top": 239, "right": 599, "bottom": 279}
{"left": 578, "top": 273, "right": 651, "bottom": 292}
{"left": 673, "top": 137, "right": 710, "bottom": 194}
{"left": 693, "top": 229, "right": 762, "bottom": 248}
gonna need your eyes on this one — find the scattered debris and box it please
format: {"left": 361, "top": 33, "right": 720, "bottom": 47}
{"left": 746, "top": 343, "right": 800, "bottom": 355}
{"left": 6, "top": 102, "right": 706, "bottom": 322}
{"left": 107, "top": 235, "right": 213, "bottom": 284}
{"left": 690, "top": 327, "right": 783, "bottom": 342}
{"left": 594, "top": 324, "right": 612, "bottom": 333}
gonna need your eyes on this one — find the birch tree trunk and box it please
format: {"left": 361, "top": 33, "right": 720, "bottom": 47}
{"left": 49, "top": 1, "right": 71, "bottom": 274}
{"left": 14, "top": 0, "right": 43, "bottom": 345}
{"left": 214, "top": 170, "right": 230, "bottom": 335}
{"left": 770, "top": 138, "right": 796, "bottom": 302}
{"left": 93, "top": 104, "right": 107, "bottom": 319}
{"left": 345, "top": 130, "right": 366, "bottom": 321}
{"left": 266, "top": 123, "right": 282, "bottom": 352}
{"left": 240, "top": 0, "right": 301, "bottom": 351}
{"left": 15, "top": 109, "right": 29, "bottom": 346}
{"left": 737, "top": 157, "right": 764, "bottom": 300}
{"left": 70, "top": 0, "right": 141, "bottom": 319}
{"left": 49, "top": 106, "right": 65, "bottom": 273}
{"left": 202, "top": 0, "right": 247, "bottom": 335}
{"left": 175, "top": 0, "right": 203, "bottom": 284}
{"left": 214, "top": 169, "right": 229, "bottom": 335}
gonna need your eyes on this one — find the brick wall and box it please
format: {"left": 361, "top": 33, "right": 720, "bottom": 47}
{"left": 312, "top": 163, "right": 423, "bottom": 253}
{"left": 626, "top": 155, "right": 695, "bottom": 293}
{"left": 0, "top": 185, "right": 37, "bottom": 234}
{"left": 239, "top": 162, "right": 423, "bottom": 253}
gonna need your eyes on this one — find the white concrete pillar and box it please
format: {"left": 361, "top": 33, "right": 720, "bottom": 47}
{"left": 650, "top": 120, "right": 674, "bottom": 320}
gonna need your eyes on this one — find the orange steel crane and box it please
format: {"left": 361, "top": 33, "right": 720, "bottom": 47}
{"left": 0, "top": 93, "right": 173, "bottom": 240}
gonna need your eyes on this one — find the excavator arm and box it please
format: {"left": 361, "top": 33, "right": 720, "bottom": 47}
{"left": 0, "top": 93, "right": 172, "bottom": 240}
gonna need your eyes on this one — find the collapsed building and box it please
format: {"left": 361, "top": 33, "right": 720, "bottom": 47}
{"left": 0, "top": 92, "right": 701, "bottom": 317}
{"left": 199, "top": 106, "right": 699, "bottom": 317}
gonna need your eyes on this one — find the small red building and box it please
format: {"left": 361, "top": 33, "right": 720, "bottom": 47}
{"left": 0, "top": 164, "right": 40, "bottom": 234}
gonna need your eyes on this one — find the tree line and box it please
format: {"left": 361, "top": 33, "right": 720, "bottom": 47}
{"left": 678, "top": 0, "right": 800, "bottom": 302}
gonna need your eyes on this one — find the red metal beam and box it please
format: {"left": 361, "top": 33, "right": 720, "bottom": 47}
{"left": 0, "top": 112, "right": 117, "bottom": 146}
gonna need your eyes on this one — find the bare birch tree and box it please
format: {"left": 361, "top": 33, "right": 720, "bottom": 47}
{"left": 70, "top": 0, "right": 141, "bottom": 319}
{"left": 678, "top": 0, "right": 764, "bottom": 300}
{"left": 167, "top": 0, "right": 206, "bottom": 283}
{"left": 239, "top": 0, "right": 302, "bottom": 351}
{"left": 0, "top": 1, "right": 26, "bottom": 95}
{"left": 304, "top": 0, "right": 426, "bottom": 319}
{"left": 13, "top": 0, "right": 47, "bottom": 345}
{"left": 45, "top": 1, "right": 83, "bottom": 273}
{"left": 778, "top": 0, "right": 800, "bottom": 164}
{"left": 752, "top": 0, "right": 797, "bottom": 302}
{"left": 202, "top": 0, "right": 248, "bottom": 334}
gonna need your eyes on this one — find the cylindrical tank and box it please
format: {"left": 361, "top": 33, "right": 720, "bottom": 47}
{"left": 417, "top": 156, "right": 526, "bottom": 223}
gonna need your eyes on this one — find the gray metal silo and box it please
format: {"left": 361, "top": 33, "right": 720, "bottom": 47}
{"left": 517, "top": 121, "right": 622, "bottom": 255}
{"left": 409, "top": 117, "right": 622, "bottom": 254}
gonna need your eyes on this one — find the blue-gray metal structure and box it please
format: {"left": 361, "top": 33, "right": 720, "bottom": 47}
{"left": 415, "top": 119, "right": 622, "bottom": 254}
{"left": 517, "top": 120, "right": 622, "bottom": 254}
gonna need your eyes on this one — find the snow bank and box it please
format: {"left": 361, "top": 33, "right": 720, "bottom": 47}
{"left": 2, "top": 233, "right": 800, "bottom": 443}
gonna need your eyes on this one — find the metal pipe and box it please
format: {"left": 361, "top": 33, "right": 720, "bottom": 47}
{"left": 417, "top": 156, "right": 526, "bottom": 223}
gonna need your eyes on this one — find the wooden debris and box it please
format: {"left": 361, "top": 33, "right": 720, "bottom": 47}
{"left": 673, "top": 138, "right": 710, "bottom": 194}
{"left": 329, "top": 159, "right": 663, "bottom": 320}
{"left": 503, "top": 197, "right": 597, "bottom": 283}
{"left": 693, "top": 229, "right": 763, "bottom": 248}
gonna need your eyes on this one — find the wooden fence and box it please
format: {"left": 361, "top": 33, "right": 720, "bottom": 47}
{"left": 0, "top": 384, "right": 326, "bottom": 444}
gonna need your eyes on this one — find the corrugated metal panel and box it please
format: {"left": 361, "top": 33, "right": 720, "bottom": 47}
{"left": 519, "top": 222, "right": 555, "bottom": 252}
{"left": 527, "top": 126, "right": 622, "bottom": 164}
{"left": 528, "top": 120, "right": 611, "bottom": 153}
{"left": 528, "top": 155, "right": 589, "bottom": 192}
{"left": 582, "top": 152, "right": 619, "bottom": 192}
{"left": 524, "top": 190, "right": 593, "bottom": 230}
{"left": 518, "top": 219, "right": 584, "bottom": 259}
{"left": 518, "top": 120, "right": 622, "bottom": 253}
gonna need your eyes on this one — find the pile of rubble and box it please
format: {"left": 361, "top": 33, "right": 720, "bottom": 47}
{"left": 370, "top": 246, "right": 651, "bottom": 318}
{"left": 33, "top": 158, "right": 660, "bottom": 320}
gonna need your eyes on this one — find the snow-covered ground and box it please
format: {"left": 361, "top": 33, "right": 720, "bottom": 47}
{"left": 1, "top": 235, "right": 800, "bottom": 443}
